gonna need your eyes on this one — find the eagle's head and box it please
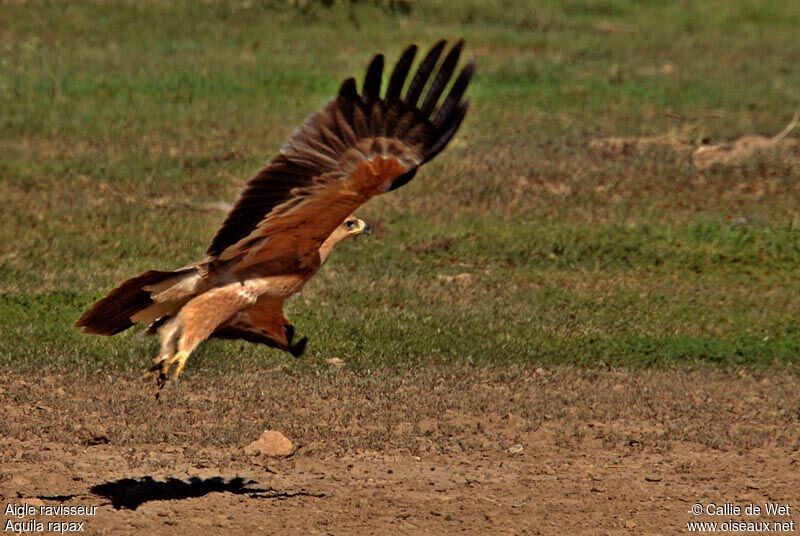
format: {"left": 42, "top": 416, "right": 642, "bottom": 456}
{"left": 319, "top": 215, "right": 371, "bottom": 264}
{"left": 319, "top": 215, "right": 372, "bottom": 262}
{"left": 342, "top": 215, "right": 371, "bottom": 238}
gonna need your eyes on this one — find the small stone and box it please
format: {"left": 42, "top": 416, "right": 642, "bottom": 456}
{"left": 625, "top": 519, "right": 637, "bottom": 529}
{"left": 325, "top": 357, "right": 345, "bottom": 368}
{"left": 507, "top": 444, "right": 524, "bottom": 455}
{"left": 244, "top": 430, "right": 295, "bottom": 457}
{"left": 437, "top": 273, "right": 473, "bottom": 287}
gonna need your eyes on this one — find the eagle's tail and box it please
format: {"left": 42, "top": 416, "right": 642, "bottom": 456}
{"left": 75, "top": 268, "right": 196, "bottom": 336}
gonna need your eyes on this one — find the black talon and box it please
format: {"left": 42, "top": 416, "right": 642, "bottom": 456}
{"left": 289, "top": 337, "right": 308, "bottom": 358}
{"left": 284, "top": 324, "right": 295, "bottom": 345}
{"left": 157, "top": 371, "right": 168, "bottom": 390}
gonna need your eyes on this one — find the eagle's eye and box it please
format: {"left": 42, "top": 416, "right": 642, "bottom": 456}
{"left": 345, "top": 220, "right": 356, "bottom": 229}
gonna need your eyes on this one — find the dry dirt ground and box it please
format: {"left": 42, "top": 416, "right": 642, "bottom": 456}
{"left": 1, "top": 367, "right": 798, "bottom": 535}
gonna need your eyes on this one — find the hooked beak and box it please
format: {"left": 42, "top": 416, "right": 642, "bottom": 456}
{"left": 349, "top": 218, "right": 372, "bottom": 238}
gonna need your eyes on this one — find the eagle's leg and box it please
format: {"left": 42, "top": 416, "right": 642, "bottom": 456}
{"left": 165, "top": 350, "right": 190, "bottom": 381}
{"left": 145, "top": 317, "right": 182, "bottom": 389}
{"left": 148, "top": 349, "right": 190, "bottom": 391}
{"left": 284, "top": 324, "right": 308, "bottom": 358}
{"left": 148, "top": 323, "right": 202, "bottom": 389}
{"left": 148, "top": 284, "right": 256, "bottom": 388}
{"left": 151, "top": 321, "right": 209, "bottom": 387}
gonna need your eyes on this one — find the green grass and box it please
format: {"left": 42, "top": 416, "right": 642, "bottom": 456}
{"left": 1, "top": 0, "right": 799, "bottom": 372}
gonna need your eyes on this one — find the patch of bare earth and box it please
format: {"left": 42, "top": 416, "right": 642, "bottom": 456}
{"left": 590, "top": 114, "right": 800, "bottom": 172}
{"left": 1, "top": 367, "right": 798, "bottom": 534}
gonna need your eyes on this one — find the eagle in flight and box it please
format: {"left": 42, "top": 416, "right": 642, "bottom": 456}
{"left": 76, "top": 40, "right": 475, "bottom": 388}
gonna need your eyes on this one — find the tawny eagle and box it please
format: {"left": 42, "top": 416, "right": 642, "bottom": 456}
{"left": 76, "top": 40, "right": 474, "bottom": 387}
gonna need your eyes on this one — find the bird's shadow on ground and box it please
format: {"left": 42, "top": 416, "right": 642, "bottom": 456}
{"left": 79, "top": 476, "right": 323, "bottom": 510}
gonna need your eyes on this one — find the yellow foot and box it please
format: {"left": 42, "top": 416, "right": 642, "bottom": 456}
{"left": 169, "top": 350, "right": 190, "bottom": 382}
{"left": 146, "top": 350, "right": 190, "bottom": 391}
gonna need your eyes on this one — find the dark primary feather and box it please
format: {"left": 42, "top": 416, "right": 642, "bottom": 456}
{"left": 362, "top": 54, "right": 384, "bottom": 102}
{"left": 434, "top": 58, "right": 475, "bottom": 128}
{"left": 385, "top": 45, "right": 417, "bottom": 102}
{"left": 206, "top": 40, "right": 474, "bottom": 258}
{"left": 403, "top": 39, "right": 445, "bottom": 107}
{"left": 426, "top": 101, "right": 470, "bottom": 164}
{"left": 421, "top": 40, "right": 463, "bottom": 115}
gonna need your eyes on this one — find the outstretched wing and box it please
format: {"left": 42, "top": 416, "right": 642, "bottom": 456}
{"left": 207, "top": 39, "right": 475, "bottom": 270}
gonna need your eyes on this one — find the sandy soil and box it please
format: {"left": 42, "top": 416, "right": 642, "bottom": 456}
{"left": 1, "top": 367, "right": 798, "bottom": 534}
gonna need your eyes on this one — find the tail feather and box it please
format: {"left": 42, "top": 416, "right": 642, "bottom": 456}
{"left": 76, "top": 269, "right": 190, "bottom": 336}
